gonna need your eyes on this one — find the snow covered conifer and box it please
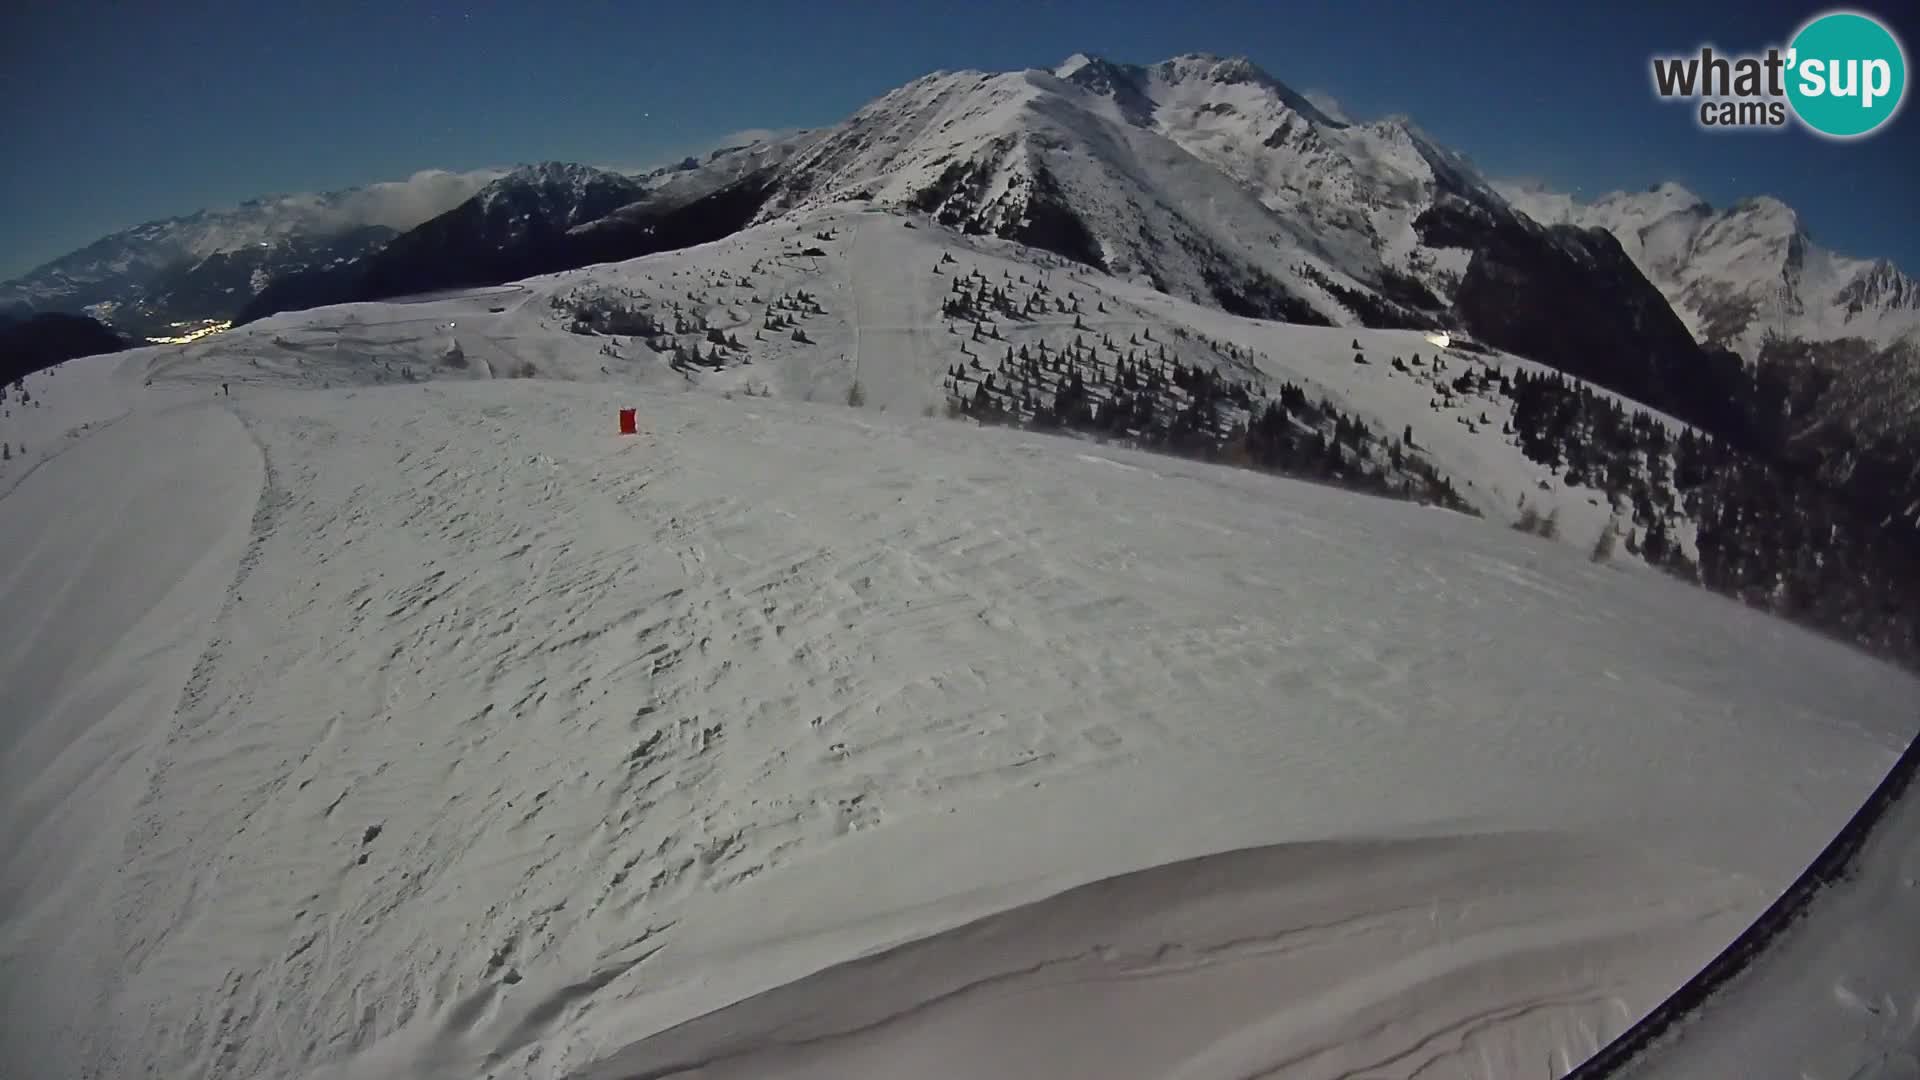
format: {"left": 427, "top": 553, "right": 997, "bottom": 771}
{"left": 1591, "top": 520, "right": 1619, "bottom": 562}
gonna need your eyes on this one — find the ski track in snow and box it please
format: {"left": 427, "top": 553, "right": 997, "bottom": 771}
{"left": 2, "top": 208, "right": 1918, "bottom": 1080}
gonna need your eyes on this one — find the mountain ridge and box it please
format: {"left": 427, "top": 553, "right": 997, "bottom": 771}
{"left": 0, "top": 169, "right": 504, "bottom": 337}
{"left": 14, "top": 53, "right": 1910, "bottom": 368}
{"left": 1497, "top": 179, "right": 1920, "bottom": 359}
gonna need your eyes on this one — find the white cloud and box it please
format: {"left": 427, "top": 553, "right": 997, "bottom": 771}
{"left": 258, "top": 168, "right": 508, "bottom": 233}
{"left": 1303, "top": 90, "right": 1353, "bottom": 125}
{"left": 225, "top": 168, "right": 508, "bottom": 240}
{"left": 335, "top": 168, "right": 509, "bottom": 229}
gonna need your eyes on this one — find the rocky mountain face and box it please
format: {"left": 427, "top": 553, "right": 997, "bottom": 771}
{"left": 1500, "top": 180, "right": 1920, "bottom": 359}
{"left": 753, "top": 54, "right": 1481, "bottom": 330}
{"left": 1501, "top": 180, "right": 1920, "bottom": 539}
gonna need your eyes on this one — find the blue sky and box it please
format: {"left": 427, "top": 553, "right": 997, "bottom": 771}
{"left": 3, "top": 0, "right": 1915, "bottom": 280}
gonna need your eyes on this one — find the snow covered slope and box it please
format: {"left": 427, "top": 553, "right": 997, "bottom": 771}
{"left": 3, "top": 213, "right": 1918, "bottom": 1078}
{"left": 19, "top": 54, "right": 1720, "bottom": 398}
{"left": 1500, "top": 180, "right": 1920, "bottom": 358}
{"left": 194, "top": 204, "right": 1693, "bottom": 556}
{"left": 757, "top": 54, "right": 1502, "bottom": 329}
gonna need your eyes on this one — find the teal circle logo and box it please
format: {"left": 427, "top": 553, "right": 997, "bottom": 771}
{"left": 1786, "top": 11, "right": 1907, "bottom": 138}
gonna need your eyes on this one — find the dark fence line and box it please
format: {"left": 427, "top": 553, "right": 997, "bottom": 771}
{"left": 1565, "top": 725, "right": 1920, "bottom": 1078}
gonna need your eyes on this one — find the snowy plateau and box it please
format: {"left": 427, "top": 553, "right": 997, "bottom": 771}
{"left": 3, "top": 53, "right": 1919, "bottom": 1080}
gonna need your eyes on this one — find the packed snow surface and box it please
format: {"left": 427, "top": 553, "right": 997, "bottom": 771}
{"left": 3, "top": 210, "right": 1918, "bottom": 1080}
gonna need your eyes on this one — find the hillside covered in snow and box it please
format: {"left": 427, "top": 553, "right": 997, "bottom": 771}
{"left": 173, "top": 201, "right": 1920, "bottom": 664}
{"left": 5, "top": 48, "right": 1920, "bottom": 1080}
{"left": 17, "top": 54, "right": 1916, "bottom": 559}
{"left": 5, "top": 179, "right": 1920, "bottom": 1080}
{"left": 203, "top": 54, "right": 1920, "bottom": 637}
{"left": 10, "top": 328, "right": 1920, "bottom": 1080}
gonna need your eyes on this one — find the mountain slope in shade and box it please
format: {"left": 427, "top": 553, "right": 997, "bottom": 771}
{"left": 0, "top": 311, "right": 130, "bottom": 383}
{"left": 0, "top": 170, "right": 503, "bottom": 333}
{"left": 1499, "top": 180, "right": 1920, "bottom": 358}
{"left": 235, "top": 159, "right": 785, "bottom": 324}
{"left": 352, "top": 163, "right": 651, "bottom": 295}
{"left": 1501, "top": 179, "right": 1920, "bottom": 541}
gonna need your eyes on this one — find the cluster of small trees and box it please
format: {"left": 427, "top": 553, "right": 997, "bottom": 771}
{"left": 1502, "top": 366, "right": 1920, "bottom": 668}
{"left": 553, "top": 290, "right": 663, "bottom": 338}
{"left": 0, "top": 367, "right": 34, "bottom": 459}
{"left": 942, "top": 322, "right": 1469, "bottom": 511}
{"left": 1298, "top": 264, "right": 1440, "bottom": 330}
{"left": 1222, "top": 388, "right": 1466, "bottom": 508}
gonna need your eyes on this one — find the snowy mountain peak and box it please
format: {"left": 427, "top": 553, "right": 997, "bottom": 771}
{"left": 474, "top": 163, "right": 647, "bottom": 226}
{"left": 1154, "top": 53, "right": 1346, "bottom": 129}
{"left": 1725, "top": 194, "right": 1803, "bottom": 234}
{"left": 1049, "top": 52, "right": 1346, "bottom": 133}
{"left": 1648, "top": 181, "right": 1708, "bottom": 209}
{"left": 1584, "top": 182, "right": 1714, "bottom": 225}
{"left": 1059, "top": 55, "right": 1144, "bottom": 100}
{"left": 1502, "top": 178, "right": 1918, "bottom": 356}
{"left": 760, "top": 52, "right": 1458, "bottom": 327}
{"left": 491, "top": 161, "right": 627, "bottom": 191}
{"left": 1052, "top": 52, "right": 1097, "bottom": 79}
{"left": 1838, "top": 258, "right": 1920, "bottom": 313}
{"left": 1157, "top": 53, "right": 1272, "bottom": 88}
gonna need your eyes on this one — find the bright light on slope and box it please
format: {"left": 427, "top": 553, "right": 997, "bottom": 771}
{"left": 1424, "top": 331, "right": 1451, "bottom": 348}
{"left": 146, "top": 320, "right": 232, "bottom": 345}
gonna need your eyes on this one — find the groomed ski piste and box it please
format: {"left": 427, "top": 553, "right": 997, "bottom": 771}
{"left": 3, "top": 204, "right": 1917, "bottom": 1080}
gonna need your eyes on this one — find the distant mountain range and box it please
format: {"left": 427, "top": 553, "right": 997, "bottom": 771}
{"left": 5, "top": 53, "right": 1916, "bottom": 503}
{"left": 1498, "top": 180, "right": 1920, "bottom": 359}
{"left": 0, "top": 169, "right": 502, "bottom": 338}
{"left": 234, "top": 148, "right": 798, "bottom": 324}
{"left": 7, "top": 51, "right": 1914, "bottom": 664}
{"left": 1499, "top": 180, "right": 1920, "bottom": 491}
{"left": 9, "top": 56, "right": 1913, "bottom": 369}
